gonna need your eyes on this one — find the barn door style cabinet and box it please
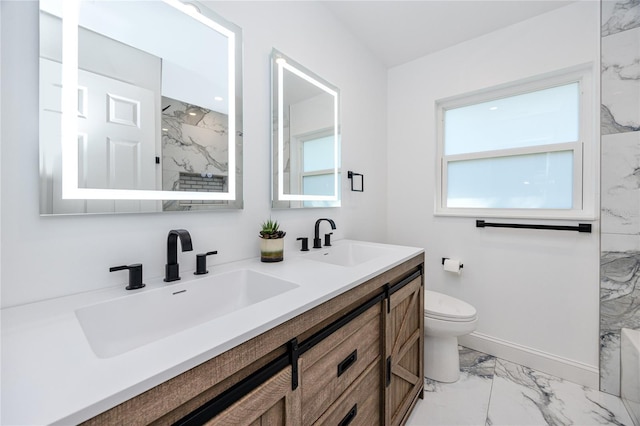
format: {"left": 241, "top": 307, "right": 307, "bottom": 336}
{"left": 385, "top": 273, "right": 424, "bottom": 426}
{"left": 83, "top": 253, "right": 424, "bottom": 425}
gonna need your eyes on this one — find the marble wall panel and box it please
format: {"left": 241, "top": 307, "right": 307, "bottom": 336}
{"left": 600, "top": 0, "right": 640, "bottom": 397}
{"left": 600, "top": 248, "right": 640, "bottom": 394}
{"left": 161, "top": 96, "right": 229, "bottom": 190}
{"left": 602, "top": 0, "right": 640, "bottom": 37}
{"left": 160, "top": 97, "right": 230, "bottom": 211}
{"left": 600, "top": 234, "right": 640, "bottom": 395}
{"left": 601, "top": 26, "right": 640, "bottom": 134}
{"left": 601, "top": 132, "right": 640, "bottom": 234}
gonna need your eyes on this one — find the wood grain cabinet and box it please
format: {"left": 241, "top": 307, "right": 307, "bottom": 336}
{"left": 313, "top": 360, "right": 381, "bottom": 425}
{"left": 83, "top": 254, "right": 424, "bottom": 426}
{"left": 206, "top": 366, "right": 301, "bottom": 426}
{"left": 301, "top": 303, "right": 382, "bottom": 425}
{"left": 385, "top": 275, "right": 424, "bottom": 426}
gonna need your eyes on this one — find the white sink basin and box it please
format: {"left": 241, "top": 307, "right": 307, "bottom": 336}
{"left": 305, "top": 242, "right": 395, "bottom": 267}
{"left": 75, "top": 269, "right": 299, "bottom": 358}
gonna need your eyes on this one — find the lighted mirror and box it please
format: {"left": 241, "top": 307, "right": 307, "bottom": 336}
{"left": 271, "top": 49, "right": 340, "bottom": 209}
{"left": 39, "top": 0, "right": 243, "bottom": 215}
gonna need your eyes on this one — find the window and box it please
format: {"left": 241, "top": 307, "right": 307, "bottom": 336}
{"left": 436, "top": 66, "right": 595, "bottom": 219}
{"left": 291, "top": 130, "right": 341, "bottom": 208}
{"left": 301, "top": 134, "right": 338, "bottom": 196}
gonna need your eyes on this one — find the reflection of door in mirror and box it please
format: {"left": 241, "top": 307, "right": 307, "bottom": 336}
{"left": 77, "top": 70, "right": 157, "bottom": 192}
{"left": 39, "top": 11, "right": 162, "bottom": 214}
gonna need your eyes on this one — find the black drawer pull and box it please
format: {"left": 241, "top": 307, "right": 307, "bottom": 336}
{"left": 338, "top": 404, "right": 358, "bottom": 426}
{"left": 337, "top": 350, "right": 358, "bottom": 377}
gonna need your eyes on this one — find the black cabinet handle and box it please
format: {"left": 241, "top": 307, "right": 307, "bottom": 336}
{"left": 338, "top": 404, "right": 358, "bottom": 426}
{"left": 337, "top": 350, "right": 358, "bottom": 377}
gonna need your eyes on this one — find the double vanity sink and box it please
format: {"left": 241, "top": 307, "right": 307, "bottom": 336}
{"left": 77, "top": 241, "right": 397, "bottom": 360}
{"left": 2, "top": 240, "right": 422, "bottom": 425}
{"left": 77, "top": 241, "right": 396, "bottom": 359}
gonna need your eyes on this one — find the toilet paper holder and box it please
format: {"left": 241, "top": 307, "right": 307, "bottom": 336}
{"left": 442, "top": 258, "right": 463, "bottom": 268}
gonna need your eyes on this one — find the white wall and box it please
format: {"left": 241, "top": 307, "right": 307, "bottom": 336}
{"left": 0, "top": 1, "right": 388, "bottom": 308}
{"left": 0, "top": 1, "right": 3, "bottom": 306}
{"left": 387, "top": 1, "right": 601, "bottom": 387}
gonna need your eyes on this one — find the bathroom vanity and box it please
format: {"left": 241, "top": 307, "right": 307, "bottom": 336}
{"left": 1, "top": 240, "right": 424, "bottom": 425}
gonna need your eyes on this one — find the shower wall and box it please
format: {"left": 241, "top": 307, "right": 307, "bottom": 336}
{"left": 599, "top": 0, "right": 640, "bottom": 396}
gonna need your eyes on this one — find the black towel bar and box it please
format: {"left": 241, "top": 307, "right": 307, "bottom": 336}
{"left": 476, "top": 220, "right": 591, "bottom": 233}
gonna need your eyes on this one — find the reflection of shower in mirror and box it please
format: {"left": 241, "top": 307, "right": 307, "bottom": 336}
{"left": 161, "top": 97, "right": 230, "bottom": 211}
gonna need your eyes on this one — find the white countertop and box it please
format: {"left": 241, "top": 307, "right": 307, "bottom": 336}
{"left": 1, "top": 240, "right": 423, "bottom": 425}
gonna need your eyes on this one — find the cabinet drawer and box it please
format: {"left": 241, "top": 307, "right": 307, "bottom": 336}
{"left": 312, "top": 359, "right": 381, "bottom": 426}
{"left": 204, "top": 366, "right": 300, "bottom": 426}
{"left": 300, "top": 303, "right": 381, "bottom": 425}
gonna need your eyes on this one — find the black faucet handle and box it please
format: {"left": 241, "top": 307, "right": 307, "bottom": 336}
{"left": 194, "top": 251, "right": 218, "bottom": 275}
{"left": 313, "top": 237, "right": 322, "bottom": 249}
{"left": 324, "top": 233, "right": 333, "bottom": 247}
{"left": 110, "top": 263, "right": 145, "bottom": 290}
{"left": 296, "top": 237, "right": 309, "bottom": 251}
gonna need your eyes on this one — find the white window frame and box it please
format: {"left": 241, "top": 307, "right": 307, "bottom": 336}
{"left": 288, "top": 128, "right": 341, "bottom": 208}
{"left": 435, "top": 64, "right": 597, "bottom": 220}
{"left": 290, "top": 128, "right": 338, "bottom": 195}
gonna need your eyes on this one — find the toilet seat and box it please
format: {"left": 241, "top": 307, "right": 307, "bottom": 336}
{"left": 425, "top": 290, "right": 477, "bottom": 322}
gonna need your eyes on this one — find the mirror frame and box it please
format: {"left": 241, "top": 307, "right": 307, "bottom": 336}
{"left": 271, "top": 49, "right": 340, "bottom": 209}
{"left": 40, "top": 0, "right": 243, "bottom": 214}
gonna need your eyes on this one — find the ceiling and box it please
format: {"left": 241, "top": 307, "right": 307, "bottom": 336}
{"left": 320, "top": 1, "right": 575, "bottom": 68}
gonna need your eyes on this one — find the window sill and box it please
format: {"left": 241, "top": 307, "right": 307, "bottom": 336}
{"left": 433, "top": 208, "right": 598, "bottom": 221}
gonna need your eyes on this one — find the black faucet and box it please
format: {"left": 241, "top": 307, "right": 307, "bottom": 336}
{"left": 313, "top": 218, "right": 336, "bottom": 249}
{"left": 165, "top": 229, "right": 193, "bottom": 282}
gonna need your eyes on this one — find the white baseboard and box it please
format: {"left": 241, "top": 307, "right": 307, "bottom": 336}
{"left": 459, "top": 332, "right": 599, "bottom": 390}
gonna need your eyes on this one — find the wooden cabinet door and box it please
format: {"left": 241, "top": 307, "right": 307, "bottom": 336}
{"left": 299, "top": 303, "right": 381, "bottom": 425}
{"left": 385, "top": 276, "right": 424, "bottom": 426}
{"left": 206, "top": 366, "right": 301, "bottom": 426}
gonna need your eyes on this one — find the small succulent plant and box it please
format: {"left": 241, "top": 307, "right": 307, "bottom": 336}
{"left": 259, "top": 219, "right": 286, "bottom": 239}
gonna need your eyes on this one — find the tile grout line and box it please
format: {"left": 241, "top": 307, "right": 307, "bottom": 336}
{"left": 483, "top": 357, "right": 499, "bottom": 426}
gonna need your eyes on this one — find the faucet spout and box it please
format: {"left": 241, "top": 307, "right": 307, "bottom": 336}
{"left": 313, "top": 218, "right": 336, "bottom": 249}
{"left": 165, "top": 229, "right": 193, "bottom": 282}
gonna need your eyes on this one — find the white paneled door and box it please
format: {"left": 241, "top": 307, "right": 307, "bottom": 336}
{"left": 40, "top": 58, "right": 160, "bottom": 214}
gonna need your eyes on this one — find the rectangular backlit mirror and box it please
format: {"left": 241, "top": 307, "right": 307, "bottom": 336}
{"left": 39, "top": 0, "right": 243, "bottom": 214}
{"left": 271, "top": 49, "right": 341, "bottom": 209}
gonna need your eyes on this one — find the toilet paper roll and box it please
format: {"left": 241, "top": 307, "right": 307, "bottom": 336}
{"left": 443, "top": 259, "right": 462, "bottom": 274}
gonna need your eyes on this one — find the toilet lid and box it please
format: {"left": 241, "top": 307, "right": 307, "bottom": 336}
{"left": 424, "top": 290, "right": 477, "bottom": 321}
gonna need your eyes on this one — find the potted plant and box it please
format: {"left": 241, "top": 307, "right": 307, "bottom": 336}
{"left": 259, "top": 219, "right": 286, "bottom": 262}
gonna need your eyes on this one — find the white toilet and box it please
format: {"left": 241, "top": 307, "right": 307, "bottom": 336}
{"left": 424, "top": 290, "right": 478, "bottom": 383}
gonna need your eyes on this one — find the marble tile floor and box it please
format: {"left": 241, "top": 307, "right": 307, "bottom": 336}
{"left": 407, "top": 347, "right": 634, "bottom": 426}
